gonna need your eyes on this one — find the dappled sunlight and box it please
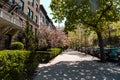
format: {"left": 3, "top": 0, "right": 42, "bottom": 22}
{"left": 33, "top": 50, "right": 120, "bottom": 80}
{"left": 33, "top": 61, "right": 120, "bottom": 80}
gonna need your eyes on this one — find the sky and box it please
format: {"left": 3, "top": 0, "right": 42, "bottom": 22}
{"left": 40, "top": 0, "right": 64, "bottom": 28}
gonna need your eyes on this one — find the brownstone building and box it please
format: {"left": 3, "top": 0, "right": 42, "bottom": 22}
{"left": 40, "top": 5, "right": 56, "bottom": 30}
{"left": 0, "top": 0, "right": 56, "bottom": 49}
{"left": 0, "top": 0, "right": 40, "bottom": 49}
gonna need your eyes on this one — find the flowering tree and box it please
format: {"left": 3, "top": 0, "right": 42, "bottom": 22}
{"left": 49, "top": 29, "right": 70, "bottom": 48}
{"left": 38, "top": 26, "right": 52, "bottom": 50}
{"left": 38, "top": 26, "right": 69, "bottom": 50}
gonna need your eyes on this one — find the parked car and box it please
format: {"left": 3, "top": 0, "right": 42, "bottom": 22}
{"left": 86, "top": 47, "right": 95, "bottom": 54}
{"left": 94, "top": 47, "right": 120, "bottom": 61}
{"left": 78, "top": 47, "right": 86, "bottom": 53}
{"left": 90, "top": 47, "right": 120, "bottom": 60}
{"left": 105, "top": 48, "right": 120, "bottom": 60}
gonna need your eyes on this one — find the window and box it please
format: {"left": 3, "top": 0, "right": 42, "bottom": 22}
{"left": 30, "top": 11, "right": 33, "bottom": 19}
{"left": 19, "top": 0, "right": 24, "bottom": 11}
{"left": 36, "top": 4, "right": 39, "bottom": 12}
{"left": 8, "top": 0, "right": 14, "bottom": 4}
{"left": 27, "top": 8, "right": 30, "bottom": 16}
{"left": 30, "top": 25, "right": 33, "bottom": 31}
{"left": 36, "top": 0, "right": 39, "bottom": 2}
{"left": 29, "top": 25, "right": 33, "bottom": 31}
{"left": 35, "top": 28, "right": 37, "bottom": 36}
{"left": 19, "top": 18, "right": 23, "bottom": 27}
{"left": 28, "top": 0, "right": 34, "bottom": 6}
{"left": 46, "top": 20, "right": 49, "bottom": 26}
{"left": 27, "top": 8, "right": 33, "bottom": 19}
{"left": 40, "top": 12, "right": 42, "bottom": 18}
{"left": 35, "top": 15, "right": 38, "bottom": 23}
{"left": 42, "top": 16, "right": 45, "bottom": 23}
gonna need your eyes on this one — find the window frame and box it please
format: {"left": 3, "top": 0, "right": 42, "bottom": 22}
{"left": 27, "top": 7, "right": 34, "bottom": 19}
{"left": 28, "top": 0, "right": 34, "bottom": 6}
{"left": 36, "top": 4, "right": 39, "bottom": 12}
{"left": 19, "top": 0, "right": 24, "bottom": 11}
{"left": 8, "top": 0, "right": 14, "bottom": 4}
{"left": 35, "top": 15, "right": 38, "bottom": 23}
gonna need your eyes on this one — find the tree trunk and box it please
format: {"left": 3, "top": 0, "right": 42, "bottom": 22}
{"left": 96, "top": 31, "right": 105, "bottom": 61}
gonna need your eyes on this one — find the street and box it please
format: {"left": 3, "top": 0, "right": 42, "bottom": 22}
{"left": 33, "top": 49, "right": 120, "bottom": 80}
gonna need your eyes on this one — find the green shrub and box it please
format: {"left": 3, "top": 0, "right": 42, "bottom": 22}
{"left": 36, "top": 48, "right": 62, "bottom": 63}
{"left": 48, "top": 48, "right": 62, "bottom": 58}
{"left": 36, "top": 51, "right": 51, "bottom": 62}
{"left": 11, "top": 42, "right": 24, "bottom": 50}
{"left": 0, "top": 50, "right": 30, "bottom": 80}
{"left": 24, "top": 51, "right": 39, "bottom": 78}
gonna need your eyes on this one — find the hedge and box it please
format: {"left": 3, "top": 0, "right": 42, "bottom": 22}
{"left": 36, "top": 48, "right": 62, "bottom": 62}
{"left": 11, "top": 42, "right": 24, "bottom": 50}
{"left": 0, "top": 50, "right": 30, "bottom": 80}
{"left": 0, "top": 48, "right": 62, "bottom": 80}
{"left": 48, "top": 48, "right": 62, "bottom": 59}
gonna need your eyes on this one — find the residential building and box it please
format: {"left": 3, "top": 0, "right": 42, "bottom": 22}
{"left": 39, "top": 5, "right": 56, "bottom": 30}
{"left": 0, "top": 0, "right": 40, "bottom": 49}
{"left": 0, "top": 0, "right": 56, "bottom": 49}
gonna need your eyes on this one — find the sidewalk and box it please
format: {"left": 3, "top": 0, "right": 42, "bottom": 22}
{"left": 33, "top": 49, "right": 120, "bottom": 80}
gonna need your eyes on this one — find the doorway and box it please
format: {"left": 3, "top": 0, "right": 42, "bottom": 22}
{"left": 5, "top": 35, "right": 12, "bottom": 49}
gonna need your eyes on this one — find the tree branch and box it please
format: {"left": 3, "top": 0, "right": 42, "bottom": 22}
{"left": 96, "top": 0, "right": 113, "bottom": 25}
{"left": 81, "top": 18, "right": 96, "bottom": 28}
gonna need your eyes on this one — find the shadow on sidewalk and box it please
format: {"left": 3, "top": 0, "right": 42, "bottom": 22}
{"left": 33, "top": 60, "right": 120, "bottom": 80}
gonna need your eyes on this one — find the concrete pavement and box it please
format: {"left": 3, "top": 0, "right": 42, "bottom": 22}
{"left": 33, "top": 49, "right": 120, "bottom": 80}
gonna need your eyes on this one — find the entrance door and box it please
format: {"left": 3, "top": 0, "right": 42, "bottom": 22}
{"left": 5, "top": 35, "right": 12, "bottom": 49}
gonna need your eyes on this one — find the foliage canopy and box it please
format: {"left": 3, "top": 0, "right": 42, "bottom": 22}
{"left": 50, "top": 0, "right": 120, "bottom": 31}
{"left": 50, "top": 0, "right": 120, "bottom": 60}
